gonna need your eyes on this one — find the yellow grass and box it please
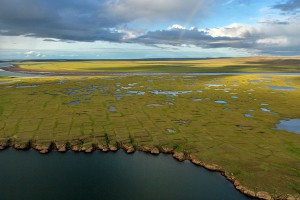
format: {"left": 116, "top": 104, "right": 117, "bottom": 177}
{"left": 0, "top": 74, "right": 299, "bottom": 197}
{"left": 17, "top": 57, "right": 300, "bottom": 73}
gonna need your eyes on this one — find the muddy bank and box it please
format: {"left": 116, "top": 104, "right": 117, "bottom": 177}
{"left": 0, "top": 139, "right": 298, "bottom": 200}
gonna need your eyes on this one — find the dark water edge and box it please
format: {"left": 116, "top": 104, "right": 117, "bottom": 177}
{"left": 0, "top": 149, "right": 251, "bottom": 200}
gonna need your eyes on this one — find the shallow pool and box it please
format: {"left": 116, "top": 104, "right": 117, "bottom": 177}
{"left": 267, "top": 86, "right": 297, "bottom": 91}
{"left": 215, "top": 100, "right": 228, "bottom": 104}
{"left": 276, "top": 119, "right": 300, "bottom": 134}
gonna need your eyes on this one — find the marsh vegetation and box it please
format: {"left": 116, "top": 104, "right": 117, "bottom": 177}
{"left": 0, "top": 71, "right": 299, "bottom": 198}
{"left": 12, "top": 57, "right": 300, "bottom": 73}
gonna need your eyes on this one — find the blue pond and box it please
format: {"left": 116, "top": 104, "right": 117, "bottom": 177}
{"left": 108, "top": 106, "right": 117, "bottom": 112}
{"left": 261, "top": 108, "right": 271, "bottom": 113}
{"left": 215, "top": 100, "right": 228, "bottom": 104}
{"left": 276, "top": 119, "right": 300, "bottom": 134}
{"left": 244, "top": 114, "right": 253, "bottom": 118}
{"left": 193, "top": 98, "right": 202, "bottom": 102}
{"left": 150, "top": 90, "right": 191, "bottom": 96}
{"left": 268, "top": 86, "right": 296, "bottom": 91}
{"left": 69, "top": 100, "right": 81, "bottom": 105}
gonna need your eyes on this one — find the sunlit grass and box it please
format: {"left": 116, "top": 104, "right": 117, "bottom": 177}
{"left": 17, "top": 57, "right": 300, "bottom": 73}
{"left": 0, "top": 74, "right": 299, "bottom": 196}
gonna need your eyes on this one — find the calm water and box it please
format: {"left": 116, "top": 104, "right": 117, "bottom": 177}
{"left": 0, "top": 149, "right": 250, "bottom": 200}
{"left": 215, "top": 100, "right": 228, "bottom": 104}
{"left": 268, "top": 86, "right": 297, "bottom": 91}
{"left": 0, "top": 62, "right": 41, "bottom": 77}
{"left": 276, "top": 119, "right": 300, "bottom": 134}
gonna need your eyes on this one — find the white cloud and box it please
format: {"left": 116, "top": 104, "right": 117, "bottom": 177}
{"left": 131, "top": 15, "right": 300, "bottom": 55}
{"left": 24, "top": 50, "right": 45, "bottom": 57}
{"left": 204, "top": 23, "right": 255, "bottom": 38}
{"left": 24, "top": 51, "right": 35, "bottom": 55}
{"left": 256, "top": 37, "right": 289, "bottom": 46}
{"left": 116, "top": 28, "right": 145, "bottom": 40}
{"left": 167, "top": 24, "right": 186, "bottom": 30}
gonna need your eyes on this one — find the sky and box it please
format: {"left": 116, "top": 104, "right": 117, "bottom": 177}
{"left": 0, "top": 0, "right": 300, "bottom": 59}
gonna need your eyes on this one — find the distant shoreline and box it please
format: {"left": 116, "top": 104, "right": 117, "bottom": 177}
{"left": 1, "top": 56, "right": 300, "bottom": 63}
{"left": 5, "top": 65, "right": 300, "bottom": 77}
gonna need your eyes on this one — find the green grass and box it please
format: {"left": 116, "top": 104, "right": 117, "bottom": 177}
{"left": 0, "top": 74, "right": 299, "bottom": 196}
{"left": 16, "top": 57, "right": 300, "bottom": 73}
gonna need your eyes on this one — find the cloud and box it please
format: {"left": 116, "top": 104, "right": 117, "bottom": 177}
{"left": 272, "top": 0, "right": 300, "bottom": 12}
{"left": 258, "top": 19, "right": 290, "bottom": 25}
{"left": 130, "top": 24, "right": 252, "bottom": 49}
{"left": 0, "top": 0, "right": 300, "bottom": 56}
{"left": 0, "top": 0, "right": 126, "bottom": 42}
{"left": 43, "top": 39, "right": 59, "bottom": 42}
{"left": 0, "top": 0, "right": 218, "bottom": 42}
{"left": 106, "top": 0, "right": 217, "bottom": 22}
{"left": 167, "top": 24, "right": 186, "bottom": 30}
{"left": 129, "top": 18, "right": 300, "bottom": 55}
{"left": 256, "top": 37, "right": 289, "bottom": 46}
{"left": 204, "top": 23, "right": 255, "bottom": 38}
{"left": 24, "top": 51, "right": 35, "bottom": 55}
{"left": 24, "top": 50, "right": 45, "bottom": 57}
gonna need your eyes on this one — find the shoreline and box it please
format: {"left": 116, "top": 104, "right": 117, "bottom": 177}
{"left": 0, "top": 140, "right": 298, "bottom": 200}
{"left": 4, "top": 65, "right": 300, "bottom": 77}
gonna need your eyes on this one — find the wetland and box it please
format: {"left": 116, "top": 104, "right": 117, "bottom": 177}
{"left": 0, "top": 58, "right": 300, "bottom": 199}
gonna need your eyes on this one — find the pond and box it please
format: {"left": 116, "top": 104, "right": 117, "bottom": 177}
{"left": 150, "top": 90, "right": 191, "bottom": 96}
{"left": 108, "top": 106, "right": 117, "bottom": 112}
{"left": 69, "top": 100, "right": 81, "bottom": 105}
{"left": 261, "top": 108, "right": 271, "bottom": 113}
{"left": 147, "top": 104, "right": 163, "bottom": 107}
{"left": 215, "top": 100, "right": 228, "bottom": 104}
{"left": 193, "top": 98, "right": 202, "bottom": 102}
{"left": 0, "top": 149, "right": 250, "bottom": 200}
{"left": 267, "top": 86, "right": 296, "bottom": 91}
{"left": 276, "top": 119, "right": 300, "bottom": 134}
{"left": 244, "top": 114, "right": 253, "bottom": 118}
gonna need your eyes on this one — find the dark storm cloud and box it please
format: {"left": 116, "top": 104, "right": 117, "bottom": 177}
{"left": 130, "top": 28, "right": 249, "bottom": 48}
{"left": 0, "top": 0, "right": 218, "bottom": 42}
{"left": 273, "top": 0, "right": 300, "bottom": 12}
{"left": 0, "top": 0, "right": 130, "bottom": 42}
{"left": 43, "top": 39, "right": 58, "bottom": 42}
